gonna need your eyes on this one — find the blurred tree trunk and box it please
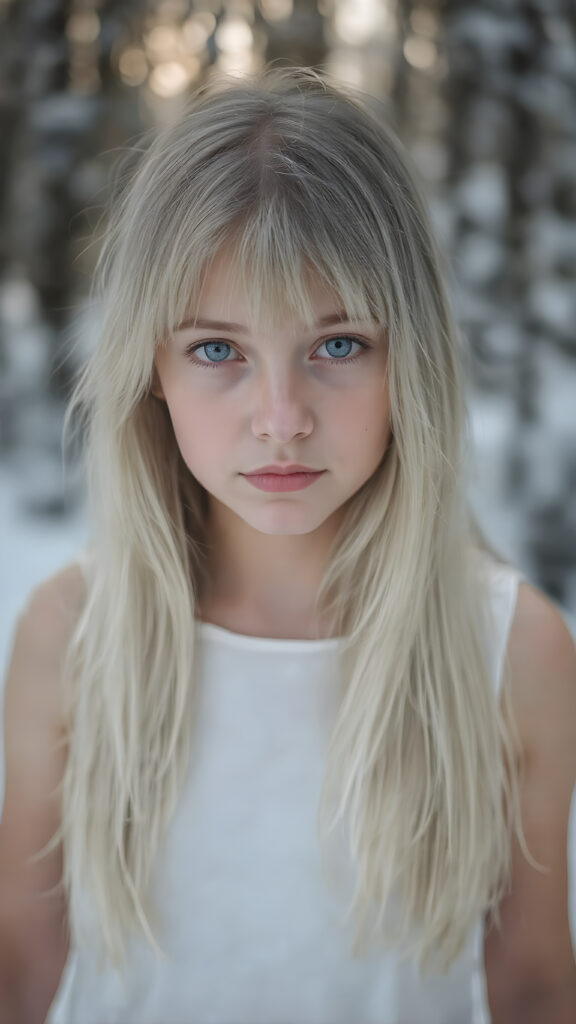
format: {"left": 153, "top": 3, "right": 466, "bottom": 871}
{"left": 440, "top": 0, "right": 576, "bottom": 600}
{"left": 256, "top": 0, "right": 327, "bottom": 70}
{"left": 0, "top": 0, "right": 143, "bottom": 511}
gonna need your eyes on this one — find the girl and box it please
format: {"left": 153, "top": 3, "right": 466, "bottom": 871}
{"left": 1, "top": 66, "right": 575, "bottom": 1024}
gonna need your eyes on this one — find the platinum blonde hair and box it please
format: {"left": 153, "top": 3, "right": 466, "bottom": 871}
{"left": 43, "top": 66, "right": 530, "bottom": 976}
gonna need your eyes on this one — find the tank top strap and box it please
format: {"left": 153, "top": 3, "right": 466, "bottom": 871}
{"left": 478, "top": 557, "right": 524, "bottom": 699}
{"left": 471, "top": 556, "right": 526, "bottom": 1023}
{"left": 76, "top": 545, "right": 94, "bottom": 578}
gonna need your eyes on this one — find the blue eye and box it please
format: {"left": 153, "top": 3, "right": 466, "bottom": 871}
{"left": 192, "top": 341, "right": 235, "bottom": 364}
{"left": 184, "top": 335, "right": 370, "bottom": 368}
{"left": 322, "top": 336, "right": 357, "bottom": 359}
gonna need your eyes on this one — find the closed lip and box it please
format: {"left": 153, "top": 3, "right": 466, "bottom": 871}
{"left": 244, "top": 464, "right": 323, "bottom": 476}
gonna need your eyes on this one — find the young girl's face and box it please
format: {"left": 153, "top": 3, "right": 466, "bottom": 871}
{"left": 153, "top": 244, "right": 391, "bottom": 538}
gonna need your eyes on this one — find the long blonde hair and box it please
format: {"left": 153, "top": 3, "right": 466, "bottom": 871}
{"left": 44, "top": 66, "right": 529, "bottom": 976}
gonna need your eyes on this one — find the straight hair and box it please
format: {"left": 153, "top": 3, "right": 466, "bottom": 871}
{"left": 38, "top": 66, "right": 532, "bottom": 978}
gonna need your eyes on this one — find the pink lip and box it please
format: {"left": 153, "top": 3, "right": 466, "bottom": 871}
{"left": 242, "top": 471, "right": 325, "bottom": 492}
{"left": 245, "top": 464, "right": 320, "bottom": 475}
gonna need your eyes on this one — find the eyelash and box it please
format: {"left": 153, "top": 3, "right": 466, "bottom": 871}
{"left": 183, "top": 335, "right": 371, "bottom": 370}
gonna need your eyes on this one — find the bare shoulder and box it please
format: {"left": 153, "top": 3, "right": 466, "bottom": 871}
{"left": 19, "top": 560, "right": 86, "bottom": 652}
{"left": 484, "top": 580, "right": 576, "bottom": 1004}
{"left": 505, "top": 580, "right": 576, "bottom": 751}
{"left": 0, "top": 561, "right": 86, "bottom": 970}
{"left": 11, "top": 561, "right": 86, "bottom": 711}
{"left": 1, "top": 552, "right": 86, "bottom": 774}
{"left": 508, "top": 578, "right": 575, "bottom": 666}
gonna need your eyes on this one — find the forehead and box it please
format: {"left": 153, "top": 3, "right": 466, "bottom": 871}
{"left": 190, "top": 242, "right": 353, "bottom": 333}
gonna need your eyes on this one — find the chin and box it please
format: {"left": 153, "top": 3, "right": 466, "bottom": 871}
{"left": 245, "top": 510, "right": 331, "bottom": 536}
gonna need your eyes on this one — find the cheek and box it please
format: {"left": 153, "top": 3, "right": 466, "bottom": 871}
{"left": 338, "top": 384, "right": 391, "bottom": 445}
{"left": 165, "top": 391, "right": 232, "bottom": 467}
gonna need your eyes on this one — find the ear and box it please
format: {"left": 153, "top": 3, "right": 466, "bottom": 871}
{"left": 150, "top": 364, "right": 166, "bottom": 400}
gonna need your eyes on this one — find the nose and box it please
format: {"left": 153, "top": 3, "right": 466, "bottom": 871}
{"left": 251, "top": 367, "right": 314, "bottom": 443}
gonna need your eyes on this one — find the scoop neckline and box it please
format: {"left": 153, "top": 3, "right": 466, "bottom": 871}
{"left": 195, "top": 618, "right": 345, "bottom": 653}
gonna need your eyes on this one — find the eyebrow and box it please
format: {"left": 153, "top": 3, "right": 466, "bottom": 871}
{"left": 174, "top": 310, "right": 370, "bottom": 334}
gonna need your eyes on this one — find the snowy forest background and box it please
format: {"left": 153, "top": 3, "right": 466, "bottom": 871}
{"left": 1, "top": 0, "right": 576, "bottom": 950}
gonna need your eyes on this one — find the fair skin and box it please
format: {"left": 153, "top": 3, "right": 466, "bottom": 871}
{"left": 1, "top": 261, "right": 575, "bottom": 1021}
{"left": 152, "top": 245, "right": 391, "bottom": 638}
{"left": 483, "top": 582, "right": 576, "bottom": 1022}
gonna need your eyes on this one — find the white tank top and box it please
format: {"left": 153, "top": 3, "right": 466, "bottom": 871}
{"left": 46, "top": 558, "right": 521, "bottom": 1024}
